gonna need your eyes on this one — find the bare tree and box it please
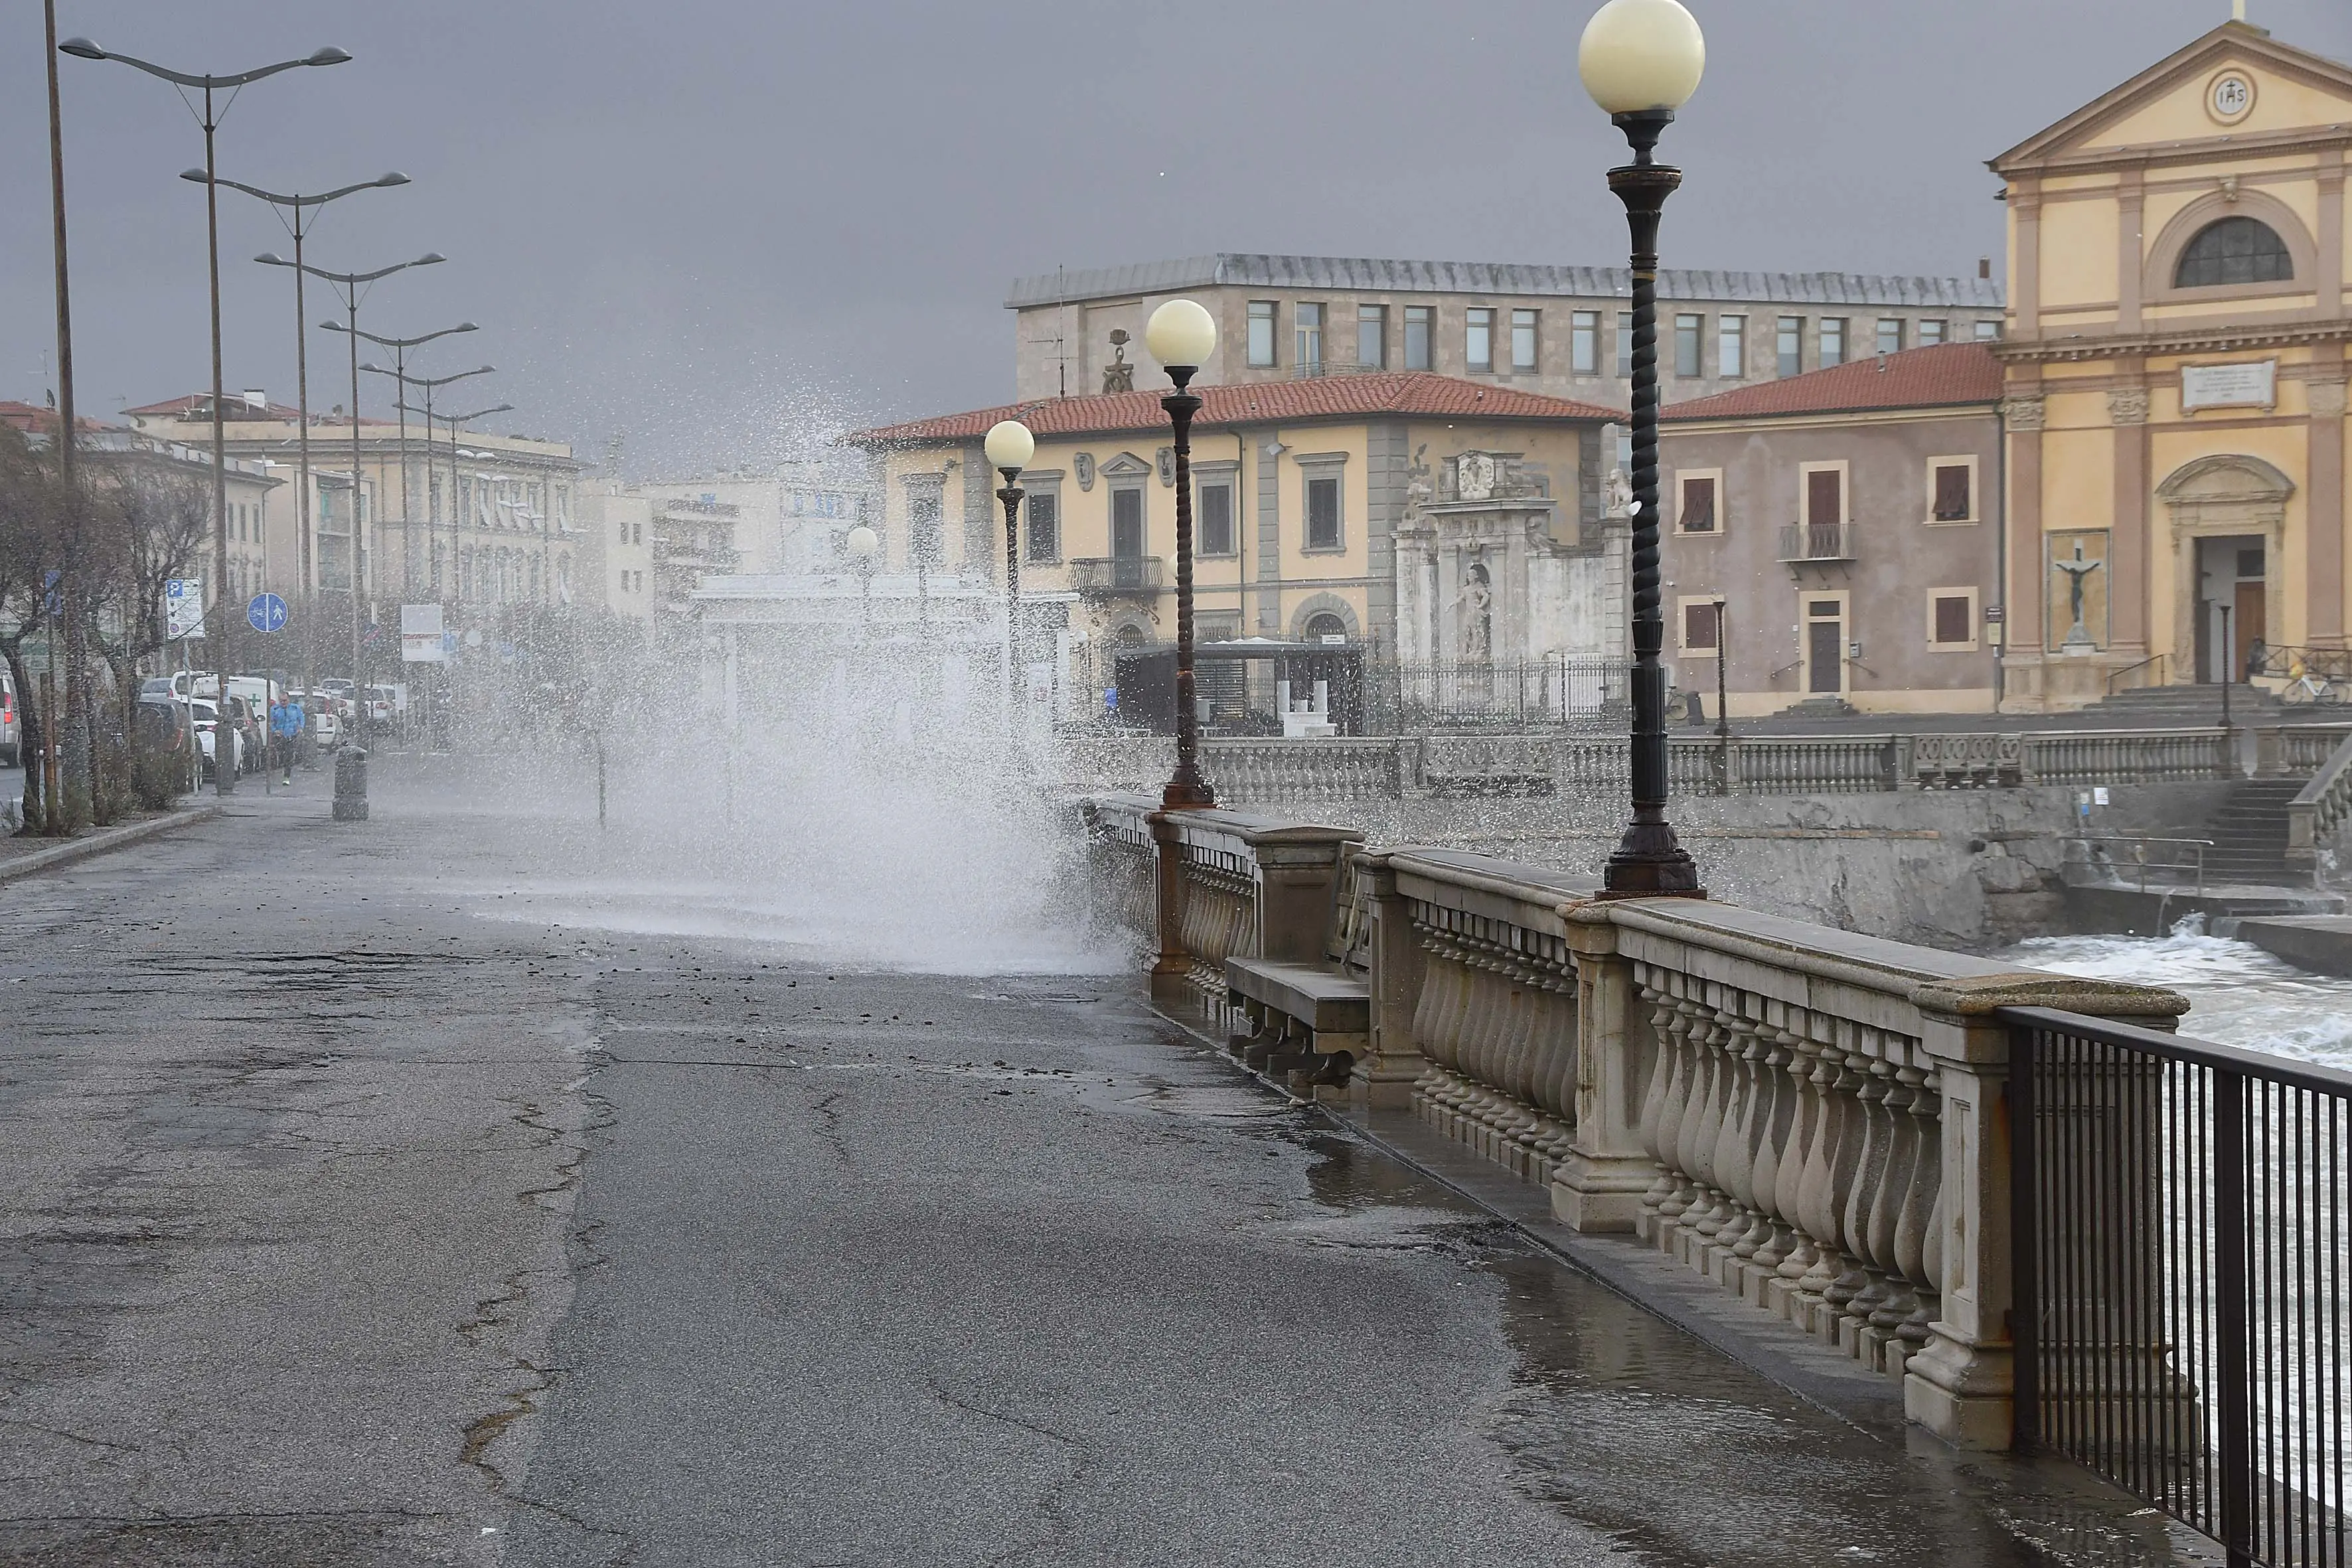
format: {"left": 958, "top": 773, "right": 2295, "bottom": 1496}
{"left": 0, "top": 428, "right": 71, "bottom": 829}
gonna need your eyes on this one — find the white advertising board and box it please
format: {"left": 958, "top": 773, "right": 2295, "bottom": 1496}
{"left": 400, "top": 602, "right": 447, "bottom": 663}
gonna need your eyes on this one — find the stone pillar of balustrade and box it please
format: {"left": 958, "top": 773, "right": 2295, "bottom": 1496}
{"left": 1901, "top": 972, "right": 2185, "bottom": 1450}
{"left": 1551, "top": 902, "right": 1655, "bottom": 1233}
{"left": 1247, "top": 824, "right": 1362, "bottom": 963}
{"left": 1147, "top": 811, "right": 1194, "bottom": 1008}
{"left": 1351, "top": 850, "right": 1427, "bottom": 1109}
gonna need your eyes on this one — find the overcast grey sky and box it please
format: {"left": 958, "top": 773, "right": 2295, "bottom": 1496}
{"left": 4, "top": 1, "right": 2346, "bottom": 476}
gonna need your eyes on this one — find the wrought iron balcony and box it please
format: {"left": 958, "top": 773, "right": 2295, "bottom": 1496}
{"left": 1069, "top": 556, "right": 1164, "bottom": 595}
{"left": 1776, "top": 520, "right": 1857, "bottom": 564}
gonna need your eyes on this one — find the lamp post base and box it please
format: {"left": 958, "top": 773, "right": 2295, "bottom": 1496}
{"left": 1160, "top": 777, "right": 1215, "bottom": 811}
{"left": 1597, "top": 813, "right": 1704, "bottom": 898}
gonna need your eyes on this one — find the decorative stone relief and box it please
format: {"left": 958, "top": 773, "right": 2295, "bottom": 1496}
{"left": 2107, "top": 387, "right": 2150, "bottom": 426}
{"left": 2312, "top": 381, "right": 2350, "bottom": 418}
{"left": 1156, "top": 447, "right": 1174, "bottom": 487}
{"left": 1073, "top": 451, "right": 1095, "bottom": 491}
{"left": 2001, "top": 396, "right": 2047, "bottom": 431}
{"left": 1457, "top": 451, "right": 1497, "bottom": 503}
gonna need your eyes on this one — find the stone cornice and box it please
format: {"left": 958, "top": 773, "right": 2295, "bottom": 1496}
{"left": 1992, "top": 317, "right": 2352, "bottom": 366}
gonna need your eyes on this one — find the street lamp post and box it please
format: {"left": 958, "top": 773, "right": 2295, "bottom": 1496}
{"left": 257, "top": 252, "right": 443, "bottom": 744}
{"left": 1581, "top": 0, "right": 1706, "bottom": 897}
{"left": 353, "top": 323, "right": 479, "bottom": 592}
{"left": 395, "top": 369, "right": 496, "bottom": 604}
{"left": 196, "top": 173, "right": 408, "bottom": 616}
{"left": 42, "top": 0, "right": 82, "bottom": 833}
{"left": 984, "top": 419, "right": 1035, "bottom": 733}
{"left": 60, "top": 33, "right": 351, "bottom": 797}
{"left": 1143, "top": 300, "right": 1218, "bottom": 810}
{"left": 844, "top": 524, "right": 879, "bottom": 636}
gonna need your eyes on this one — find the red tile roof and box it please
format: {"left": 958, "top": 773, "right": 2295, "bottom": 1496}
{"left": 852, "top": 372, "right": 1625, "bottom": 446}
{"left": 0, "top": 400, "right": 114, "bottom": 435}
{"left": 123, "top": 392, "right": 308, "bottom": 420}
{"left": 1662, "top": 343, "right": 2002, "bottom": 423}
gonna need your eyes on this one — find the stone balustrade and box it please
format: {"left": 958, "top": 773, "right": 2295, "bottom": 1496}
{"left": 1067, "top": 725, "right": 2351, "bottom": 804}
{"left": 1086, "top": 792, "right": 2187, "bottom": 1450}
{"left": 2286, "top": 728, "right": 2352, "bottom": 874}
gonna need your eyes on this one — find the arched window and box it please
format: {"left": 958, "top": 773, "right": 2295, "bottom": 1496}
{"left": 2175, "top": 216, "right": 2293, "bottom": 288}
{"left": 1304, "top": 611, "right": 1349, "bottom": 642}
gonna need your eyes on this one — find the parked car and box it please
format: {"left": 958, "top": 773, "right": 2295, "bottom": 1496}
{"left": 0, "top": 668, "right": 17, "bottom": 767}
{"left": 225, "top": 696, "right": 265, "bottom": 775}
{"left": 300, "top": 692, "right": 341, "bottom": 750}
{"left": 191, "top": 698, "right": 240, "bottom": 780}
{"left": 131, "top": 694, "right": 202, "bottom": 800}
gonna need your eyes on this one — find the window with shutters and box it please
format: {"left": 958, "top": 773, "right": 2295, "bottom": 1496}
{"left": 1303, "top": 472, "right": 1343, "bottom": 551}
{"left": 1197, "top": 481, "right": 1235, "bottom": 556}
{"left": 1682, "top": 599, "right": 1721, "bottom": 652}
{"left": 1676, "top": 472, "right": 1720, "bottom": 534}
{"left": 1928, "top": 589, "right": 1980, "bottom": 649}
{"left": 1805, "top": 466, "right": 1845, "bottom": 526}
{"left": 1928, "top": 458, "right": 1976, "bottom": 524}
{"left": 1025, "top": 491, "right": 1059, "bottom": 563}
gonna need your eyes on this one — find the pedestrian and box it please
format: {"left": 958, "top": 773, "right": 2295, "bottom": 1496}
{"left": 268, "top": 692, "right": 301, "bottom": 786}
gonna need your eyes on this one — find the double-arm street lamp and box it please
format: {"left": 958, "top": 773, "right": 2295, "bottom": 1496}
{"left": 60, "top": 33, "right": 351, "bottom": 797}
{"left": 258, "top": 252, "right": 444, "bottom": 738}
{"left": 395, "top": 372, "right": 499, "bottom": 600}
{"left": 1143, "top": 300, "right": 1219, "bottom": 810}
{"left": 1581, "top": 0, "right": 1707, "bottom": 898}
{"left": 351, "top": 323, "right": 480, "bottom": 592}
{"left": 192, "top": 171, "right": 408, "bottom": 603}
{"left": 984, "top": 419, "right": 1036, "bottom": 730}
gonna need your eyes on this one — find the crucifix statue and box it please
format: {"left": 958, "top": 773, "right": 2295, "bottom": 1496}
{"left": 2054, "top": 540, "right": 2103, "bottom": 649}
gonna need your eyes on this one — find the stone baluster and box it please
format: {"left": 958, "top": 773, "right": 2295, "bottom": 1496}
{"left": 1684, "top": 1005, "right": 1733, "bottom": 1252}
{"left": 1673, "top": 1001, "right": 1720, "bottom": 1253}
{"left": 1837, "top": 1048, "right": 1897, "bottom": 1341}
{"left": 1634, "top": 981, "right": 1679, "bottom": 1238}
{"left": 1802, "top": 1042, "right": 1864, "bottom": 1330}
{"left": 1892, "top": 1059, "right": 1943, "bottom": 1364}
{"left": 1658, "top": 994, "right": 1707, "bottom": 1245}
{"left": 1768, "top": 1025, "right": 1821, "bottom": 1308}
{"left": 1707, "top": 1007, "right": 1761, "bottom": 1267}
{"left": 1864, "top": 1060, "right": 1924, "bottom": 1360}
{"left": 1527, "top": 967, "right": 1578, "bottom": 1167}
{"left": 1744, "top": 1023, "right": 1796, "bottom": 1275}
{"left": 1723, "top": 1009, "right": 1774, "bottom": 1269}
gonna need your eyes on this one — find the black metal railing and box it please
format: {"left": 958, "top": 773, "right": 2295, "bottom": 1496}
{"left": 1068, "top": 556, "right": 1164, "bottom": 595}
{"left": 2008, "top": 1006, "right": 2351, "bottom": 1567}
{"left": 1776, "top": 519, "right": 1858, "bottom": 563}
{"left": 1362, "top": 657, "right": 1629, "bottom": 732}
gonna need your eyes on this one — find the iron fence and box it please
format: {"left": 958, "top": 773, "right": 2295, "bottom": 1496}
{"left": 1364, "top": 657, "right": 1628, "bottom": 733}
{"left": 2008, "top": 1006, "right": 2352, "bottom": 1567}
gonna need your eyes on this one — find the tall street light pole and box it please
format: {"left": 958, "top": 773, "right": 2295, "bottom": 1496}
{"left": 42, "top": 0, "right": 82, "bottom": 832}
{"left": 194, "top": 173, "right": 408, "bottom": 617}
{"left": 60, "top": 35, "right": 351, "bottom": 799}
{"left": 398, "top": 376, "right": 499, "bottom": 603}
{"left": 1144, "top": 301, "right": 1219, "bottom": 810}
{"left": 1581, "top": 0, "right": 1706, "bottom": 897}
{"left": 984, "top": 419, "right": 1035, "bottom": 736}
{"left": 259, "top": 252, "right": 445, "bottom": 744}
{"left": 351, "top": 322, "right": 480, "bottom": 594}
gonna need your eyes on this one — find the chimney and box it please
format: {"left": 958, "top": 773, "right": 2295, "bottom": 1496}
{"left": 1978, "top": 257, "right": 1992, "bottom": 280}
{"left": 242, "top": 388, "right": 267, "bottom": 412}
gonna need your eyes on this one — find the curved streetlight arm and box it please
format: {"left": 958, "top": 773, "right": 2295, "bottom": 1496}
{"left": 57, "top": 42, "right": 349, "bottom": 90}
{"left": 446, "top": 404, "right": 514, "bottom": 426}
{"left": 267, "top": 252, "right": 443, "bottom": 287}
{"left": 404, "top": 366, "right": 497, "bottom": 391}
{"left": 196, "top": 170, "right": 408, "bottom": 208}
{"left": 339, "top": 320, "right": 478, "bottom": 352}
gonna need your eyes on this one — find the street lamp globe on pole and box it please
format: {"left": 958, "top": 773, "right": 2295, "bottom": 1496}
{"left": 984, "top": 418, "right": 1035, "bottom": 727}
{"left": 1582, "top": 0, "right": 1705, "bottom": 898}
{"left": 1144, "top": 299, "right": 1217, "bottom": 810}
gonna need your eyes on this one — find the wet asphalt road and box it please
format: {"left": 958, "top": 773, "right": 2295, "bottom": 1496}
{"left": 0, "top": 768, "right": 2201, "bottom": 1566}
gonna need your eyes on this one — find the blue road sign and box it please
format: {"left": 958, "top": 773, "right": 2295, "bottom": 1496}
{"left": 247, "top": 592, "right": 288, "bottom": 633}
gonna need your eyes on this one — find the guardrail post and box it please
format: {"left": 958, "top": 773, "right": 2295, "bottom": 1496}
{"left": 1552, "top": 902, "right": 1653, "bottom": 1232}
{"left": 1251, "top": 828, "right": 1356, "bottom": 963}
{"left": 2250, "top": 725, "right": 2286, "bottom": 779}
{"left": 1147, "top": 811, "right": 1192, "bottom": 1007}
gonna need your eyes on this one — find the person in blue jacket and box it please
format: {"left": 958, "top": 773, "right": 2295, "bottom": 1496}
{"left": 268, "top": 694, "right": 303, "bottom": 786}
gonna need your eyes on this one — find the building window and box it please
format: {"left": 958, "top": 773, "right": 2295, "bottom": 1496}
{"left": 1975, "top": 319, "right": 2003, "bottom": 341}
{"left": 1295, "top": 301, "right": 1324, "bottom": 370}
{"left": 1510, "top": 309, "right": 1539, "bottom": 372}
{"left": 1026, "top": 491, "right": 1059, "bottom": 563}
{"left": 1304, "top": 474, "right": 1342, "bottom": 550}
{"left": 908, "top": 487, "right": 944, "bottom": 566}
{"left": 1682, "top": 599, "right": 1721, "bottom": 652}
{"left": 1466, "top": 308, "right": 1495, "bottom": 372}
{"left": 1876, "top": 317, "right": 1904, "bottom": 356}
{"left": 1616, "top": 312, "right": 1632, "bottom": 377}
{"left": 1678, "top": 473, "right": 1718, "bottom": 534}
{"left": 1404, "top": 306, "right": 1433, "bottom": 370}
{"left": 2175, "top": 216, "right": 2294, "bottom": 287}
{"left": 1928, "top": 589, "right": 1979, "bottom": 649}
{"left": 1247, "top": 301, "right": 1277, "bottom": 367}
{"left": 1198, "top": 481, "right": 1234, "bottom": 556}
{"left": 1571, "top": 311, "right": 1601, "bottom": 375}
{"left": 1357, "top": 305, "right": 1386, "bottom": 368}
{"left": 1820, "top": 318, "right": 1847, "bottom": 368}
{"left": 1674, "top": 313, "right": 1703, "bottom": 378}
{"left": 1304, "top": 611, "right": 1348, "bottom": 643}
{"left": 1776, "top": 317, "right": 1803, "bottom": 378}
{"left": 1717, "top": 315, "right": 1745, "bottom": 378}
{"left": 1928, "top": 458, "right": 1976, "bottom": 523}
{"left": 1919, "top": 319, "right": 1947, "bottom": 346}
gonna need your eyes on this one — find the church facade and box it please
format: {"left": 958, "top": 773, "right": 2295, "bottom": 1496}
{"left": 1992, "top": 19, "right": 2352, "bottom": 708}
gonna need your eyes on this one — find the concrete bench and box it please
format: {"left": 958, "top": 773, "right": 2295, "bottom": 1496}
{"left": 1225, "top": 856, "right": 1370, "bottom": 1091}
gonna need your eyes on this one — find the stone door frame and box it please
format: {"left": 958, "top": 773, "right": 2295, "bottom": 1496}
{"left": 2156, "top": 453, "right": 2294, "bottom": 683}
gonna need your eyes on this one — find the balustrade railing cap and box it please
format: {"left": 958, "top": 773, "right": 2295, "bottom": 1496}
{"left": 1909, "top": 971, "right": 2189, "bottom": 1021}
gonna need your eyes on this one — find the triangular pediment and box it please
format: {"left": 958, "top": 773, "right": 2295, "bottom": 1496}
{"left": 1097, "top": 451, "right": 1154, "bottom": 477}
{"left": 1992, "top": 22, "right": 2352, "bottom": 173}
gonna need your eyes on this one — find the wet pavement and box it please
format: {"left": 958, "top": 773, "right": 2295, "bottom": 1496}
{"left": 0, "top": 762, "right": 2215, "bottom": 1565}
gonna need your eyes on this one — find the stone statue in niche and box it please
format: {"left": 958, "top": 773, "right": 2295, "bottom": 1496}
{"left": 1074, "top": 451, "right": 1095, "bottom": 491}
{"left": 1456, "top": 560, "right": 1494, "bottom": 663}
{"left": 1156, "top": 447, "right": 1174, "bottom": 486}
{"left": 1605, "top": 467, "right": 1633, "bottom": 520}
{"left": 1457, "top": 451, "right": 1497, "bottom": 503}
{"left": 1101, "top": 329, "right": 1135, "bottom": 394}
{"left": 2055, "top": 540, "right": 2103, "bottom": 649}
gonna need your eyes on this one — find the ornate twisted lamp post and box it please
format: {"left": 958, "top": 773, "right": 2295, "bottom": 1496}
{"left": 1144, "top": 300, "right": 1218, "bottom": 809}
{"left": 1582, "top": 0, "right": 1706, "bottom": 897}
{"left": 984, "top": 418, "right": 1035, "bottom": 731}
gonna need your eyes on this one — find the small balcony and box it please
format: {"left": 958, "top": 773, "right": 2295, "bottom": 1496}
{"left": 1777, "top": 520, "right": 1857, "bottom": 564}
{"left": 1069, "top": 556, "right": 1164, "bottom": 596}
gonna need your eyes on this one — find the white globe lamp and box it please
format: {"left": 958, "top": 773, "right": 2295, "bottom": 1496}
{"left": 1578, "top": 0, "right": 1705, "bottom": 118}
{"left": 1144, "top": 299, "right": 1218, "bottom": 374}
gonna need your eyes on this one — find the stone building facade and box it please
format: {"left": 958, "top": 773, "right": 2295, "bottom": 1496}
{"left": 1008, "top": 255, "right": 2005, "bottom": 411}
{"left": 1990, "top": 20, "right": 2352, "bottom": 708}
{"left": 1660, "top": 345, "right": 2004, "bottom": 716}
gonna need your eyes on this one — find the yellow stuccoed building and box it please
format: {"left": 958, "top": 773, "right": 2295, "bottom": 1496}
{"left": 1993, "top": 19, "right": 2351, "bottom": 710}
